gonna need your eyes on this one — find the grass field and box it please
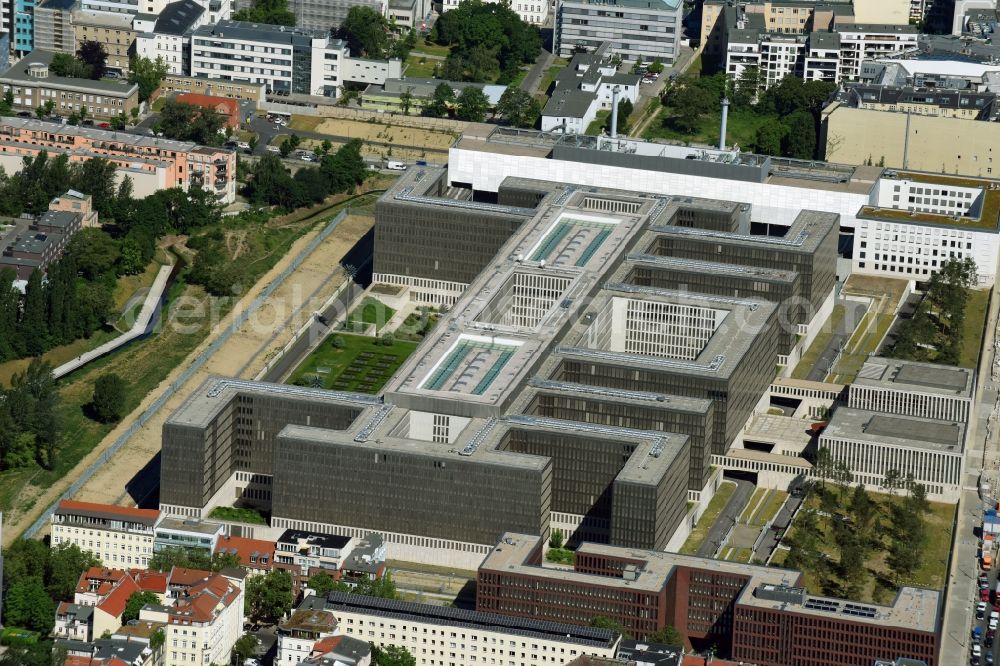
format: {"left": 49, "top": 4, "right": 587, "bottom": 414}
{"left": 961, "top": 288, "right": 990, "bottom": 368}
{"left": 342, "top": 297, "right": 395, "bottom": 333}
{"left": 791, "top": 304, "right": 845, "bottom": 380}
{"left": 586, "top": 111, "right": 611, "bottom": 136}
{"left": 783, "top": 490, "right": 955, "bottom": 603}
{"left": 414, "top": 41, "right": 451, "bottom": 57}
{"left": 643, "top": 106, "right": 777, "bottom": 149}
{"left": 680, "top": 481, "right": 736, "bottom": 555}
{"left": 537, "top": 60, "right": 569, "bottom": 95}
{"left": 287, "top": 333, "right": 417, "bottom": 393}
{"left": 748, "top": 490, "right": 788, "bottom": 527}
{"left": 404, "top": 55, "right": 439, "bottom": 78}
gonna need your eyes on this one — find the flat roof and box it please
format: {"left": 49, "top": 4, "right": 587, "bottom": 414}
{"left": 861, "top": 170, "right": 1000, "bottom": 231}
{"left": 277, "top": 529, "right": 351, "bottom": 550}
{"left": 737, "top": 583, "right": 939, "bottom": 633}
{"left": 0, "top": 50, "right": 138, "bottom": 96}
{"left": 854, "top": 357, "right": 974, "bottom": 397}
{"left": 322, "top": 591, "right": 621, "bottom": 649}
{"left": 822, "top": 407, "right": 966, "bottom": 453}
{"left": 155, "top": 517, "right": 224, "bottom": 535}
{"left": 55, "top": 500, "right": 159, "bottom": 525}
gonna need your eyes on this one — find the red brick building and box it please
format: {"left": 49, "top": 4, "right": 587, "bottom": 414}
{"left": 477, "top": 534, "right": 940, "bottom": 665}
{"left": 175, "top": 93, "right": 241, "bottom": 128}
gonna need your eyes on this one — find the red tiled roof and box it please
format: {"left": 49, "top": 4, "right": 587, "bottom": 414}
{"left": 176, "top": 93, "right": 239, "bottom": 112}
{"left": 58, "top": 500, "right": 160, "bottom": 522}
{"left": 169, "top": 573, "right": 240, "bottom": 624}
{"left": 76, "top": 567, "right": 129, "bottom": 594}
{"left": 311, "top": 636, "right": 344, "bottom": 656}
{"left": 131, "top": 569, "right": 168, "bottom": 594}
{"left": 168, "top": 567, "right": 212, "bottom": 587}
{"left": 97, "top": 575, "right": 140, "bottom": 619}
{"left": 214, "top": 535, "right": 275, "bottom": 570}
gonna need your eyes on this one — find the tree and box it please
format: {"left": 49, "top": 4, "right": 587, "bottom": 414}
{"left": 245, "top": 569, "right": 293, "bottom": 622}
{"left": 664, "top": 78, "right": 716, "bottom": 134}
{"left": 549, "top": 528, "right": 564, "bottom": 549}
{"left": 91, "top": 373, "right": 128, "bottom": 423}
{"left": 781, "top": 111, "right": 817, "bottom": 159}
{"left": 752, "top": 122, "right": 785, "bottom": 156}
{"left": 147, "top": 546, "right": 213, "bottom": 572}
{"left": 589, "top": 616, "right": 631, "bottom": 639}
{"left": 881, "top": 469, "right": 902, "bottom": 495}
{"left": 647, "top": 58, "right": 664, "bottom": 74}
{"left": 496, "top": 86, "right": 536, "bottom": 128}
{"left": 77, "top": 40, "right": 108, "bottom": 80}
{"left": 128, "top": 56, "right": 169, "bottom": 103}
{"left": 233, "top": 634, "right": 260, "bottom": 663}
{"left": 399, "top": 87, "right": 414, "bottom": 116}
{"left": 156, "top": 100, "right": 225, "bottom": 146}
{"left": 67, "top": 229, "right": 120, "bottom": 280}
{"left": 50, "top": 52, "right": 91, "bottom": 79}
{"left": 232, "top": 0, "right": 294, "bottom": 25}
{"left": 647, "top": 625, "right": 683, "bottom": 646}
{"left": 456, "top": 87, "right": 489, "bottom": 122}
{"left": 307, "top": 571, "right": 349, "bottom": 596}
{"left": 4, "top": 579, "right": 55, "bottom": 633}
{"left": 372, "top": 645, "right": 416, "bottom": 666}
{"left": 150, "top": 629, "right": 165, "bottom": 651}
{"left": 733, "top": 66, "right": 761, "bottom": 108}
{"left": 338, "top": 6, "right": 390, "bottom": 58}
{"left": 424, "top": 83, "right": 455, "bottom": 118}
{"left": 321, "top": 139, "right": 332, "bottom": 154}
{"left": 123, "top": 590, "right": 161, "bottom": 622}
{"left": 605, "top": 97, "right": 633, "bottom": 135}
{"left": 431, "top": 1, "right": 541, "bottom": 83}
{"left": 814, "top": 447, "right": 833, "bottom": 487}
{"left": 353, "top": 571, "right": 397, "bottom": 599}
{"left": 47, "top": 543, "right": 100, "bottom": 601}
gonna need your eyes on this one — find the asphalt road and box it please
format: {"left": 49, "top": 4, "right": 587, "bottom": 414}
{"left": 697, "top": 479, "right": 754, "bottom": 558}
{"left": 805, "top": 299, "right": 867, "bottom": 382}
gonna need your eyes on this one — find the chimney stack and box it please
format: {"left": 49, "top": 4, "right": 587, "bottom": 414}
{"left": 611, "top": 86, "right": 620, "bottom": 139}
{"left": 719, "top": 97, "right": 730, "bottom": 151}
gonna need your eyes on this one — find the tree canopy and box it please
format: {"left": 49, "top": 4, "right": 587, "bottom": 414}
{"left": 77, "top": 41, "right": 108, "bottom": 80}
{"left": 123, "top": 590, "right": 161, "bottom": 622}
{"left": 91, "top": 373, "right": 128, "bottom": 423}
{"left": 233, "top": 0, "right": 294, "bottom": 25}
{"left": 431, "top": 0, "right": 541, "bottom": 83}
{"left": 245, "top": 569, "right": 294, "bottom": 622}
{"left": 496, "top": 86, "right": 541, "bottom": 128}
{"left": 455, "top": 87, "right": 490, "bottom": 122}
{"left": 128, "top": 56, "right": 169, "bottom": 103}
{"left": 155, "top": 100, "right": 226, "bottom": 146}
{"left": 2, "top": 539, "right": 99, "bottom": 632}
{"left": 372, "top": 645, "right": 416, "bottom": 666}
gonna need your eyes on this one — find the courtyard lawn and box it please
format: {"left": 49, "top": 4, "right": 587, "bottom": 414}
{"left": 343, "top": 297, "right": 396, "bottom": 333}
{"left": 680, "top": 481, "right": 736, "bottom": 555}
{"left": 643, "top": 106, "right": 777, "bottom": 149}
{"left": 287, "top": 333, "right": 417, "bottom": 394}
{"left": 791, "top": 304, "right": 845, "bottom": 380}
{"left": 960, "top": 288, "right": 990, "bottom": 368}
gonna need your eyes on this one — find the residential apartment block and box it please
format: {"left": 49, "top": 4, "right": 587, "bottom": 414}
{"left": 541, "top": 44, "right": 641, "bottom": 134}
{"left": 133, "top": 0, "right": 207, "bottom": 75}
{"left": 0, "top": 118, "right": 237, "bottom": 203}
{"left": 159, "top": 72, "right": 265, "bottom": 105}
{"left": 189, "top": 20, "right": 402, "bottom": 98}
{"left": 32, "top": 0, "right": 75, "bottom": 53}
{"left": 0, "top": 50, "right": 140, "bottom": 120}
{"left": 0, "top": 189, "right": 99, "bottom": 280}
{"left": 555, "top": 0, "right": 683, "bottom": 64}
{"left": 74, "top": 10, "right": 136, "bottom": 74}
{"left": 320, "top": 591, "right": 622, "bottom": 666}
{"left": 231, "top": 0, "right": 383, "bottom": 33}
{"left": 276, "top": 602, "right": 339, "bottom": 664}
{"left": 477, "top": 533, "right": 940, "bottom": 665}
{"left": 51, "top": 500, "right": 159, "bottom": 569}
{"left": 274, "top": 530, "right": 386, "bottom": 591}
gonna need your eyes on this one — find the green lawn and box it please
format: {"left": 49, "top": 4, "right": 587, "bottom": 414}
{"left": 960, "top": 288, "right": 990, "bottom": 368}
{"left": 749, "top": 490, "right": 788, "bottom": 527}
{"left": 208, "top": 506, "right": 267, "bottom": 524}
{"left": 343, "top": 297, "right": 395, "bottom": 333}
{"left": 643, "top": 106, "right": 777, "bottom": 150}
{"left": 586, "top": 110, "right": 611, "bottom": 136}
{"left": 782, "top": 489, "right": 955, "bottom": 603}
{"left": 545, "top": 548, "right": 575, "bottom": 565}
{"left": 404, "top": 55, "right": 439, "bottom": 79}
{"left": 287, "top": 333, "right": 417, "bottom": 393}
{"left": 415, "top": 41, "right": 452, "bottom": 57}
{"left": 680, "top": 481, "right": 736, "bottom": 555}
{"left": 740, "top": 487, "right": 766, "bottom": 522}
{"left": 791, "top": 304, "right": 845, "bottom": 380}
{"left": 537, "top": 61, "right": 568, "bottom": 95}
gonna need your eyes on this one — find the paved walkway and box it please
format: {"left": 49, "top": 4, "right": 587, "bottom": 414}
{"left": 53, "top": 262, "right": 174, "bottom": 380}
{"left": 805, "top": 299, "right": 866, "bottom": 382}
{"left": 697, "top": 479, "right": 753, "bottom": 558}
{"left": 521, "top": 48, "right": 555, "bottom": 94}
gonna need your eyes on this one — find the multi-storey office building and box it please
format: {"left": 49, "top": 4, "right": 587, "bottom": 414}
{"left": 447, "top": 126, "right": 1000, "bottom": 285}
{"left": 50, "top": 501, "right": 160, "bottom": 568}
{"left": 476, "top": 533, "right": 940, "bottom": 665}
{"left": 319, "top": 591, "right": 622, "bottom": 666}
{"left": 163, "top": 174, "right": 829, "bottom": 566}
{"left": 189, "top": 20, "right": 402, "bottom": 98}
{"left": 0, "top": 118, "right": 237, "bottom": 203}
{"left": 554, "top": 0, "right": 683, "bottom": 64}
{"left": 820, "top": 402, "right": 966, "bottom": 501}
{"left": 849, "top": 357, "right": 974, "bottom": 422}
{"left": 732, "top": 583, "right": 940, "bottom": 666}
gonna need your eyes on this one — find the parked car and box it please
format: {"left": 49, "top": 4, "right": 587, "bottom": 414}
{"left": 979, "top": 602, "right": 989, "bottom": 619}
{"left": 982, "top": 587, "right": 990, "bottom": 601}
{"left": 988, "top": 650, "right": 995, "bottom": 665}
{"left": 976, "top": 644, "right": 984, "bottom": 659}
{"left": 989, "top": 634, "right": 995, "bottom": 649}
{"left": 976, "top": 627, "right": 985, "bottom": 642}
{"left": 989, "top": 610, "right": 998, "bottom": 630}
{"left": 98, "top": 122, "right": 110, "bottom": 129}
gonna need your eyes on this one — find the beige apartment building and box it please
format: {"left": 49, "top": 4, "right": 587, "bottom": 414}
{"left": 51, "top": 500, "right": 160, "bottom": 568}
{"left": 822, "top": 101, "right": 1000, "bottom": 177}
{"left": 74, "top": 10, "right": 136, "bottom": 74}
{"left": 160, "top": 73, "right": 265, "bottom": 106}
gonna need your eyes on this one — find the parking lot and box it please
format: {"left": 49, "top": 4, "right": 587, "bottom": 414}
{"left": 970, "top": 522, "right": 1000, "bottom": 664}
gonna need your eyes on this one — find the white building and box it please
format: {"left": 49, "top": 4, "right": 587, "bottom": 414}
{"left": 849, "top": 357, "right": 974, "bottom": 422}
{"left": 541, "top": 46, "right": 640, "bottom": 134}
{"left": 555, "top": 0, "right": 683, "bottom": 64}
{"left": 148, "top": 571, "right": 244, "bottom": 666}
{"left": 446, "top": 128, "right": 1000, "bottom": 288}
{"left": 133, "top": 0, "right": 207, "bottom": 76}
{"left": 276, "top": 600, "right": 339, "bottom": 665}
{"left": 190, "top": 20, "right": 402, "bottom": 98}
{"left": 836, "top": 24, "right": 919, "bottom": 80}
{"left": 438, "top": 0, "right": 547, "bottom": 26}
{"left": 50, "top": 500, "right": 160, "bottom": 569}
{"left": 324, "top": 592, "right": 621, "bottom": 666}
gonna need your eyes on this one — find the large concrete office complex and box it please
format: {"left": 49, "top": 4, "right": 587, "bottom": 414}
{"left": 476, "top": 533, "right": 940, "bottom": 665}
{"left": 819, "top": 357, "right": 973, "bottom": 501}
{"left": 554, "top": 0, "right": 682, "bottom": 64}
{"left": 162, "top": 170, "right": 838, "bottom": 568}
{"left": 447, "top": 126, "right": 1000, "bottom": 286}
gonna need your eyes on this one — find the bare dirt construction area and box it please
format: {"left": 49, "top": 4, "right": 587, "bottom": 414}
{"left": 2, "top": 208, "right": 376, "bottom": 546}
{"left": 291, "top": 116, "right": 457, "bottom": 151}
